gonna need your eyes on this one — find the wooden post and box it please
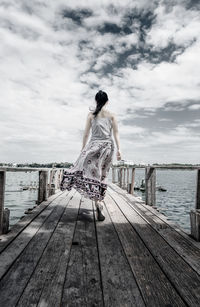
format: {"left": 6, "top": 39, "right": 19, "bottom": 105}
{"left": 123, "top": 167, "right": 126, "bottom": 189}
{"left": 126, "top": 167, "right": 129, "bottom": 192}
{"left": 112, "top": 167, "right": 115, "bottom": 183}
{"left": 3, "top": 208, "right": 10, "bottom": 234}
{"left": 190, "top": 169, "right": 200, "bottom": 241}
{"left": 48, "top": 169, "right": 53, "bottom": 197}
{"left": 51, "top": 169, "right": 56, "bottom": 195}
{"left": 60, "top": 169, "right": 64, "bottom": 185}
{"left": 38, "top": 170, "right": 48, "bottom": 204}
{"left": 196, "top": 169, "right": 200, "bottom": 209}
{"left": 145, "top": 167, "right": 156, "bottom": 206}
{"left": 119, "top": 168, "right": 123, "bottom": 188}
{"left": 57, "top": 169, "right": 62, "bottom": 189}
{"left": 0, "top": 171, "right": 6, "bottom": 234}
{"left": 129, "top": 168, "right": 135, "bottom": 195}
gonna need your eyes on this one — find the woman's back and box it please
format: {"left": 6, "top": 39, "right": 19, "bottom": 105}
{"left": 90, "top": 111, "right": 113, "bottom": 142}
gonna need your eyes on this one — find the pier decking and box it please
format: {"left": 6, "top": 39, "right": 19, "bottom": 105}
{"left": 0, "top": 183, "right": 200, "bottom": 307}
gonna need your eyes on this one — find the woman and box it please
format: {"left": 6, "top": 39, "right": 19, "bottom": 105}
{"left": 60, "top": 90, "right": 122, "bottom": 221}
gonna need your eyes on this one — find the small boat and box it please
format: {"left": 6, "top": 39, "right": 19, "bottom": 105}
{"left": 156, "top": 186, "right": 167, "bottom": 192}
{"left": 134, "top": 179, "right": 167, "bottom": 192}
{"left": 22, "top": 186, "right": 29, "bottom": 190}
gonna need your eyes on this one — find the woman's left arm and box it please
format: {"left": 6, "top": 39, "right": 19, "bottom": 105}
{"left": 81, "top": 112, "right": 92, "bottom": 150}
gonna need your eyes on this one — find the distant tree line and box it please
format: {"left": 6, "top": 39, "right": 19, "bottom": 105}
{"left": 0, "top": 162, "right": 74, "bottom": 168}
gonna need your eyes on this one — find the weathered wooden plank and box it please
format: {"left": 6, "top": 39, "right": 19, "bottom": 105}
{"left": 61, "top": 198, "right": 104, "bottom": 307}
{"left": 0, "top": 190, "right": 63, "bottom": 253}
{"left": 16, "top": 191, "right": 81, "bottom": 307}
{"left": 110, "top": 182, "right": 200, "bottom": 272}
{"left": 108, "top": 187, "right": 200, "bottom": 307}
{"left": 95, "top": 195, "right": 145, "bottom": 307}
{"left": 0, "top": 192, "right": 70, "bottom": 279}
{"left": 0, "top": 190, "right": 75, "bottom": 306}
{"left": 105, "top": 192, "right": 187, "bottom": 307}
{"left": 110, "top": 182, "right": 200, "bottom": 249}
{"left": 127, "top": 199, "right": 200, "bottom": 274}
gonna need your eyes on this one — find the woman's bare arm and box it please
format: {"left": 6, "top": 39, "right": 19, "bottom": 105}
{"left": 81, "top": 112, "right": 92, "bottom": 150}
{"left": 112, "top": 113, "right": 122, "bottom": 160}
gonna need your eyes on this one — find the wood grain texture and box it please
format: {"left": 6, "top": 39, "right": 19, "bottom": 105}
{"left": 0, "top": 190, "right": 75, "bottom": 306}
{"left": 96, "top": 193, "right": 145, "bottom": 307}
{"left": 0, "top": 182, "right": 199, "bottom": 307}
{"left": 61, "top": 198, "right": 104, "bottom": 307}
{"left": 0, "top": 190, "right": 63, "bottom": 253}
{"left": 17, "top": 191, "right": 80, "bottom": 307}
{"left": 108, "top": 185, "right": 200, "bottom": 307}
{"left": 105, "top": 191, "right": 186, "bottom": 307}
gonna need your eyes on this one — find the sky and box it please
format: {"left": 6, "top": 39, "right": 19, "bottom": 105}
{"left": 0, "top": 0, "right": 200, "bottom": 165}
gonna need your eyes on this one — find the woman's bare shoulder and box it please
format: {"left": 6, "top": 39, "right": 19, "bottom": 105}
{"left": 107, "top": 111, "right": 116, "bottom": 121}
{"left": 88, "top": 111, "right": 94, "bottom": 119}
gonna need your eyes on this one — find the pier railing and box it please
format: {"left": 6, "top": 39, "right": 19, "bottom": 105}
{"left": 0, "top": 167, "right": 64, "bottom": 235}
{"left": 111, "top": 164, "right": 200, "bottom": 241}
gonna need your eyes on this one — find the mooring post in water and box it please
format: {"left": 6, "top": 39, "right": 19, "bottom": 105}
{"left": 145, "top": 166, "right": 156, "bottom": 206}
{"left": 0, "top": 171, "right": 5, "bottom": 234}
{"left": 190, "top": 168, "right": 200, "bottom": 241}
{"left": 196, "top": 169, "right": 200, "bottom": 209}
{"left": 38, "top": 170, "right": 48, "bottom": 204}
{"left": 0, "top": 171, "right": 9, "bottom": 234}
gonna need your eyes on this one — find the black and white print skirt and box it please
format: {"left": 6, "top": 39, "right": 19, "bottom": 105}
{"left": 60, "top": 140, "right": 115, "bottom": 201}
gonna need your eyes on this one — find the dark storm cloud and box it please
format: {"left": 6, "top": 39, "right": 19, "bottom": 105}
{"left": 62, "top": 7, "right": 93, "bottom": 26}
{"left": 122, "top": 100, "right": 200, "bottom": 133}
{"left": 97, "top": 22, "right": 123, "bottom": 34}
{"left": 123, "top": 9, "right": 156, "bottom": 42}
{"left": 76, "top": 5, "right": 186, "bottom": 78}
{"left": 96, "top": 9, "right": 156, "bottom": 38}
{"left": 181, "top": 0, "right": 200, "bottom": 10}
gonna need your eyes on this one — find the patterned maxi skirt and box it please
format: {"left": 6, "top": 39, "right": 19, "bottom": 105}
{"left": 60, "top": 139, "right": 115, "bottom": 201}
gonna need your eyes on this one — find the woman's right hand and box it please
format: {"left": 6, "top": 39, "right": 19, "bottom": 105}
{"left": 116, "top": 149, "right": 122, "bottom": 161}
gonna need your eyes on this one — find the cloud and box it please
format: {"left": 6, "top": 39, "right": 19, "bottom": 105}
{"left": 0, "top": 0, "right": 200, "bottom": 164}
{"left": 188, "top": 103, "right": 200, "bottom": 110}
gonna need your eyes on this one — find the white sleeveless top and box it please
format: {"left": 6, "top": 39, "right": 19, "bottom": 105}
{"left": 89, "top": 117, "right": 114, "bottom": 143}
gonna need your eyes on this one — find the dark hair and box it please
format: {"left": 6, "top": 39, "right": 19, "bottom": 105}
{"left": 92, "top": 90, "right": 108, "bottom": 118}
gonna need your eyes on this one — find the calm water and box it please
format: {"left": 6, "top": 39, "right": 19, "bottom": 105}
{"left": 5, "top": 171, "right": 39, "bottom": 228}
{"left": 4, "top": 169, "right": 197, "bottom": 234}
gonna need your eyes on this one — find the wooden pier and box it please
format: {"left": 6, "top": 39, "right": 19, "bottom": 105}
{"left": 0, "top": 177, "right": 200, "bottom": 306}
